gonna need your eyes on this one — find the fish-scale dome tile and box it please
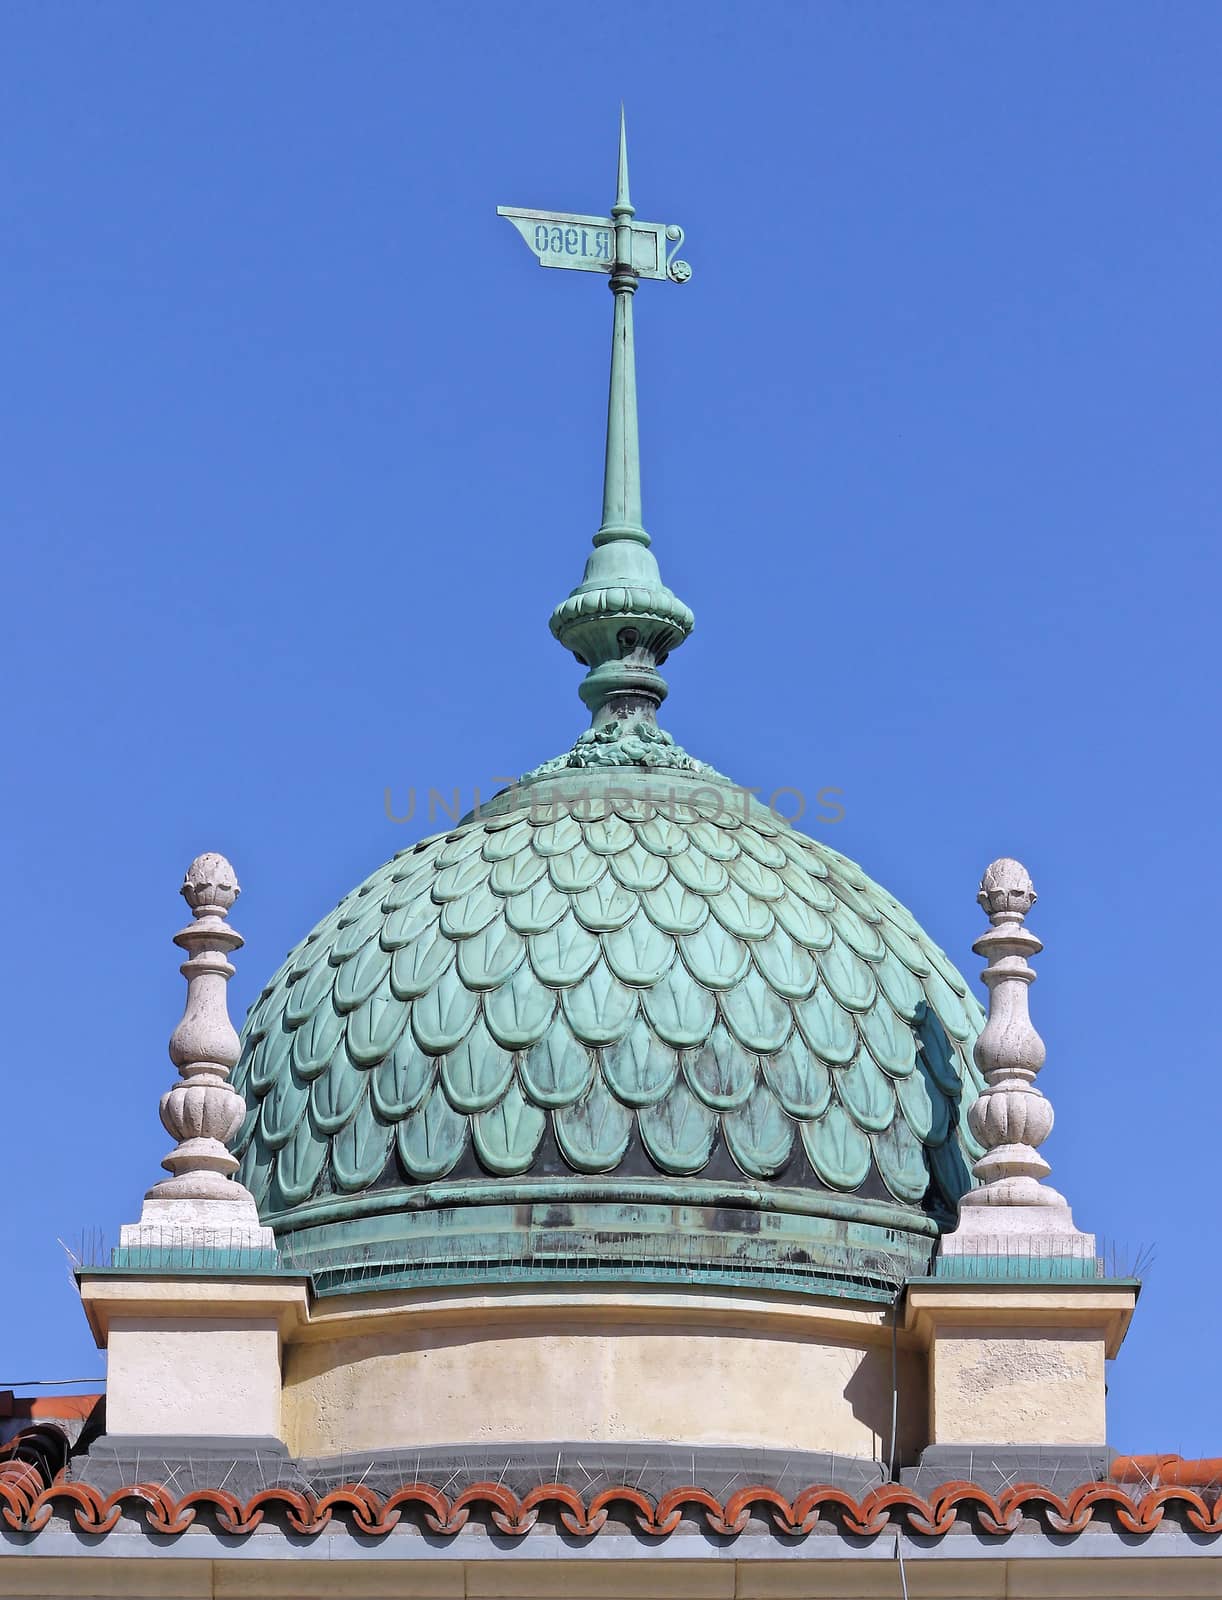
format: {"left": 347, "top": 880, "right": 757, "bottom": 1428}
{"left": 603, "top": 910, "right": 675, "bottom": 987}
{"left": 679, "top": 919, "right": 749, "bottom": 991}
{"left": 370, "top": 1035, "right": 435, "bottom": 1121}
{"left": 573, "top": 876, "right": 638, "bottom": 932}
{"left": 639, "top": 1081, "right": 717, "bottom": 1173}
{"left": 793, "top": 985, "right": 856, "bottom": 1065}
{"left": 381, "top": 895, "right": 440, "bottom": 952}
{"left": 635, "top": 813, "right": 688, "bottom": 856}
{"left": 764, "top": 1038, "right": 832, "bottom": 1119}
{"left": 275, "top": 1113, "right": 327, "bottom": 1207}
{"left": 389, "top": 924, "right": 452, "bottom": 1000}
{"left": 555, "top": 1075, "right": 633, "bottom": 1172}
{"left": 562, "top": 962, "right": 637, "bottom": 1046}
{"left": 396, "top": 1086, "right": 466, "bottom": 1181}
{"left": 641, "top": 879, "right": 708, "bottom": 935}
{"left": 506, "top": 878, "right": 572, "bottom": 935}
{"left": 434, "top": 828, "right": 486, "bottom": 870}
{"left": 233, "top": 779, "right": 984, "bottom": 1260}
{"left": 835, "top": 1048, "right": 895, "bottom": 1133}
{"left": 682, "top": 1024, "right": 756, "bottom": 1111}
{"left": 708, "top": 883, "right": 774, "bottom": 940}
{"left": 802, "top": 1102, "right": 871, "bottom": 1191}
{"left": 724, "top": 1083, "right": 794, "bottom": 1178}
{"left": 291, "top": 1008, "right": 344, "bottom": 1083}
{"left": 346, "top": 988, "right": 408, "bottom": 1067}
{"left": 482, "top": 963, "right": 556, "bottom": 1050}
{"left": 772, "top": 894, "right": 834, "bottom": 949}
{"left": 528, "top": 917, "right": 601, "bottom": 988}
{"left": 333, "top": 940, "right": 391, "bottom": 1012}
{"left": 671, "top": 847, "right": 729, "bottom": 896}
{"left": 410, "top": 965, "right": 479, "bottom": 1054}
{"left": 720, "top": 973, "right": 793, "bottom": 1053}
{"left": 473, "top": 1083, "right": 546, "bottom": 1175}
{"left": 331, "top": 1092, "right": 393, "bottom": 1193}
{"left": 601, "top": 1019, "right": 678, "bottom": 1107}
{"left": 859, "top": 1002, "right": 916, "bottom": 1077}
{"left": 641, "top": 965, "right": 717, "bottom": 1047}
{"left": 685, "top": 819, "right": 739, "bottom": 861}
{"left": 311, "top": 1041, "right": 364, "bottom": 1134}
{"left": 440, "top": 882, "right": 502, "bottom": 939}
{"left": 872, "top": 1115, "right": 930, "bottom": 1204}
{"left": 520, "top": 1023, "right": 595, "bottom": 1109}
{"left": 750, "top": 927, "right": 818, "bottom": 1001}
{"left": 736, "top": 829, "right": 787, "bottom": 870}
{"left": 439, "top": 1023, "right": 515, "bottom": 1114}
{"left": 875, "top": 947, "right": 924, "bottom": 1022}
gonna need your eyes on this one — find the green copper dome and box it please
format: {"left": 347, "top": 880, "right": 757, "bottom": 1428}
{"left": 232, "top": 766, "right": 985, "bottom": 1299}
{"left": 231, "top": 124, "right": 985, "bottom": 1301}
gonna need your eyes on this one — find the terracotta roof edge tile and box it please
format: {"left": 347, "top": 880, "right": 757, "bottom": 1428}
{"left": 1112, "top": 1454, "right": 1222, "bottom": 1488}
{"left": 0, "top": 1475, "right": 1219, "bottom": 1541}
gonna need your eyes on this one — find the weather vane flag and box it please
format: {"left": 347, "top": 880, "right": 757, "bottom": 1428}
{"left": 497, "top": 111, "right": 691, "bottom": 285}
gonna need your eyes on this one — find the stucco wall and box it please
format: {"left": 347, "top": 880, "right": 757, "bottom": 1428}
{"left": 929, "top": 1324, "right": 1107, "bottom": 1446}
{"left": 282, "top": 1287, "right": 927, "bottom": 1460}
{"left": 106, "top": 1316, "right": 284, "bottom": 1438}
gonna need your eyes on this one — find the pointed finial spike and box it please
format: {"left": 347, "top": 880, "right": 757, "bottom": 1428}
{"left": 615, "top": 105, "right": 632, "bottom": 217}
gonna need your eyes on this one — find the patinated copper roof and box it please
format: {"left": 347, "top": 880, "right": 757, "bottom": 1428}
{"left": 227, "top": 771, "right": 985, "bottom": 1298}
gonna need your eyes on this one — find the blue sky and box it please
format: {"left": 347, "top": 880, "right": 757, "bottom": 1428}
{"left": 4, "top": 3, "right": 1219, "bottom": 1454}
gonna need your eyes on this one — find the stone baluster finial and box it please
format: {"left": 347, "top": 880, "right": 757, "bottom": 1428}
{"left": 964, "top": 859, "right": 1057, "bottom": 1206}
{"left": 119, "top": 854, "right": 274, "bottom": 1254}
{"left": 941, "top": 858, "right": 1095, "bottom": 1261}
{"left": 155, "top": 854, "right": 247, "bottom": 1195}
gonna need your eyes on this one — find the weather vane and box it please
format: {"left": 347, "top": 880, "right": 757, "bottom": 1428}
{"left": 497, "top": 109, "right": 696, "bottom": 753}
{"left": 497, "top": 107, "right": 691, "bottom": 569}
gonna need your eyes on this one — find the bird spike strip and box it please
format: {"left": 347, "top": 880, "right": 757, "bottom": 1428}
{"left": 1, "top": 1472, "right": 1221, "bottom": 1540}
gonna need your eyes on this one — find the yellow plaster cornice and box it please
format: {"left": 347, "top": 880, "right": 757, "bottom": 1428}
{"left": 286, "top": 1280, "right": 918, "bottom": 1351}
{"left": 904, "top": 1283, "right": 1137, "bottom": 1360}
{"left": 77, "top": 1274, "right": 311, "bottom": 1348}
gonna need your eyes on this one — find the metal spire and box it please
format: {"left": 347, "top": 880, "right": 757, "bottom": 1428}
{"left": 498, "top": 115, "right": 694, "bottom": 737}
{"left": 615, "top": 103, "right": 632, "bottom": 214}
{"left": 599, "top": 106, "right": 646, "bottom": 549}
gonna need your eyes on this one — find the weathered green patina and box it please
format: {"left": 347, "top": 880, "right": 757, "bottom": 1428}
{"left": 234, "top": 769, "right": 985, "bottom": 1298}
{"left": 231, "top": 118, "right": 984, "bottom": 1299}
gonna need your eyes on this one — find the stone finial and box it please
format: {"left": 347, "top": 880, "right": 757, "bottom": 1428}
{"left": 119, "top": 854, "right": 274, "bottom": 1254}
{"left": 181, "top": 851, "right": 240, "bottom": 915}
{"left": 978, "top": 856, "right": 1037, "bottom": 920}
{"left": 158, "top": 853, "right": 245, "bottom": 1193}
{"left": 941, "top": 858, "right": 1095, "bottom": 1262}
{"left": 965, "top": 859, "right": 1054, "bottom": 1205}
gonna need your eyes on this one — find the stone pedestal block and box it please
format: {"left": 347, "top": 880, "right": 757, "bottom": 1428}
{"left": 78, "top": 1274, "right": 309, "bottom": 1441}
{"left": 905, "top": 1282, "right": 1137, "bottom": 1449}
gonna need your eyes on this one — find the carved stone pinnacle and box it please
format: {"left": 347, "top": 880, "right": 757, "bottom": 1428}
{"left": 941, "top": 858, "right": 1096, "bottom": 1263}
{"left": 119, "top": 853, "right": 274, "bottom": 1255}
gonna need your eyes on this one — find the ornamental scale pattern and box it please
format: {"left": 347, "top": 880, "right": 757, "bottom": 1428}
{"left": 232, "top": 780, "right": 985, "bottom": 1220}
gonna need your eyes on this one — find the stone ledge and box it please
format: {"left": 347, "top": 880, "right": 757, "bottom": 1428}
{"left": 904, "top": 1280, "right": 1138, "bottom": 1358}
{"left": 77, "top": 1273, "right": 310, "bottom": 1347}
